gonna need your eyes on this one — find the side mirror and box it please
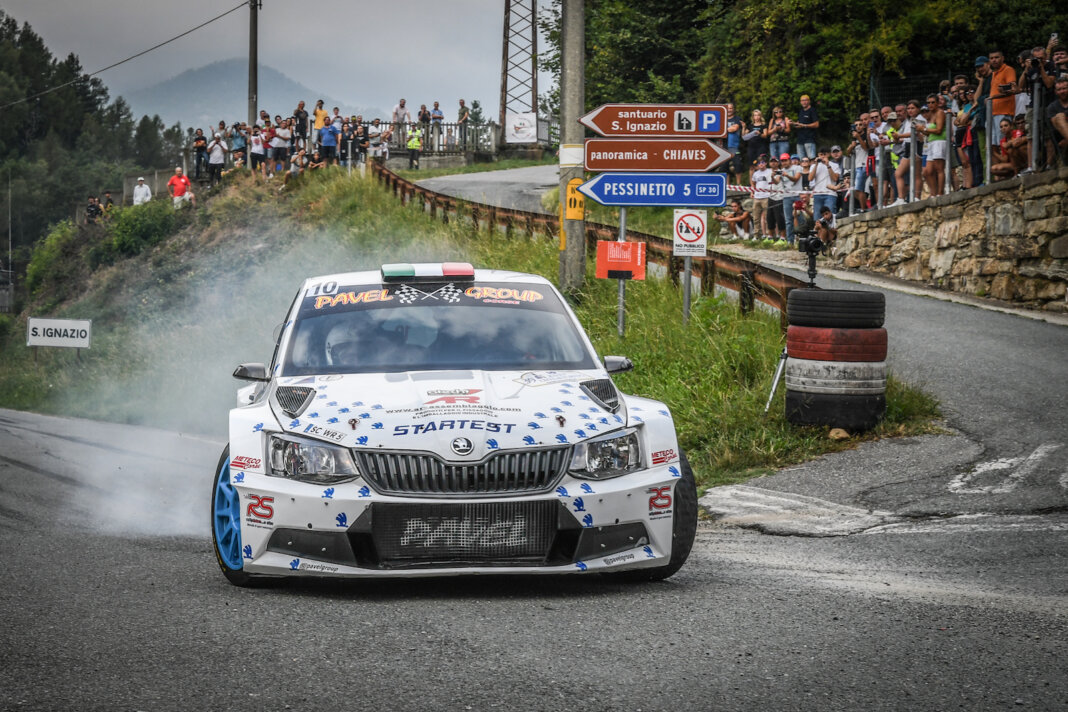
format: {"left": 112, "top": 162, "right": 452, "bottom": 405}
{"left": 233, "top": 362, "right": 269, "bottom": 382}
{"left": 602, "top": 356, "right": 633, "bottom": 374}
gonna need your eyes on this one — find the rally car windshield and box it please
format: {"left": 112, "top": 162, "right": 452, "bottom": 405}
{"left": 281, "top": 282, "right": 598, "bottom": 375}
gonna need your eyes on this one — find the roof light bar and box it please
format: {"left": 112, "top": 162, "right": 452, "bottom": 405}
{"left": 381, "top": 262, "right": 475, "bottom": 282}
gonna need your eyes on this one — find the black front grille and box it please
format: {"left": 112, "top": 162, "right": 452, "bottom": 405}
{"left": 275, "top": 386, "right": 314, "bottom": 417}
{"left": 371, "top": 500, "right": 558, "bottom": 566}
{"left": 354, "top": 447, "right": 569, "bottom": 496}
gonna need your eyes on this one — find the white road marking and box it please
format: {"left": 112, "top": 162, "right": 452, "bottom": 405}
{"left": 861, "top": 513, "right": 1068, "bottom": 535}
{"left": 947, "top": 443, "right": 1063, "bottom": 494}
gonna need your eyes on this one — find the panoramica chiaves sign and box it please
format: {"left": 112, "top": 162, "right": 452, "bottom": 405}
{"left": 27, "top": 317, "right": 92, "bottom": 348}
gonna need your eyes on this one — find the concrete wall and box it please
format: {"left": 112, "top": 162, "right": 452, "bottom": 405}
{"left": 832, "top": 167, "right": 1068, "bottom": 313}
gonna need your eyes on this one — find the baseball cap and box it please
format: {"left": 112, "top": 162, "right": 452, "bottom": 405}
{"left": 214, "top": 133, "right": 220, "bottom": 138}
{"left": 137, "top": 176, "right": 144, "bottom": 181}
{"left": 790, "top": 154, "right": 800, "bottom": 160}
{"left": 974, "top": 56, "right": 989, "bottom": 66}
{"left": 887, "top": 111, "right": 899, "bottom": 120}
{"left": 830, "top": 145, "right": 842, "bottom": 152}
{"left": 780, "top": 152, "right": 790, "bottom": 161}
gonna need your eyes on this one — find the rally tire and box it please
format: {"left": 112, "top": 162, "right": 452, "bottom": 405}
{"left": 787, "top": 289, "right": 885, "bottom": 328}
{"left": 211, "top": 445, "right": 259, "bottom": 587}
{"left": 786, "top": 326, "right": 888, "bottom": 362}
{"left": 785, "top": 358, "right": 887, "bottom": 394}
{"left": 785, "top": 389, "right": 886, "bottom": 432}
{"left": 603, "top": 451, "right": 698, "bottom": 582}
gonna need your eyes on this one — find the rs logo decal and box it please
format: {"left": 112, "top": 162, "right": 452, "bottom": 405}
{"left": 247, "top": 495, "right": 274, "bottom": 519}
{"left": 648, "top": 486, "right": 672, "bottom": 510}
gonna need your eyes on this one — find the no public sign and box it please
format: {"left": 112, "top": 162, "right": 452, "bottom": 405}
{"left": 673, "top": 210, "right": 707, "bottom": 257}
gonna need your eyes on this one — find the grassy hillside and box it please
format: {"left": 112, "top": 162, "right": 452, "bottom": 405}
{"left": 0, "top": 168, "right": 939, "bottom": 488}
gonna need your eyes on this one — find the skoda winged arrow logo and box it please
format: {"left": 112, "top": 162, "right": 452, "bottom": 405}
{"left": 450, "top": 437, "right": 474, "bottom": 456}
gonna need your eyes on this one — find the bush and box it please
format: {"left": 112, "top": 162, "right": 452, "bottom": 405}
{"left": 0, "top": 313, "right": 13, "bottom": 343}
{"left": 108, "top": 200, "right": 176, "bottom": 256}
{"left": 25, "top": 220, "right": 78, "bottom": 294}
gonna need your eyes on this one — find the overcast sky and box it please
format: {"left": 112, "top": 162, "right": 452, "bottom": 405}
{"left": 2, "top": 0, "right": 549, "bottom": 119}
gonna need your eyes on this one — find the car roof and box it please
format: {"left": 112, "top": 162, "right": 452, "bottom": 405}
{"left": 300, "top": 266, "right": 555, "bottom": 288}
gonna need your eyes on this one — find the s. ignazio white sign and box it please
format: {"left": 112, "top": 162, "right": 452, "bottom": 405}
{"left": 27, "top": 317, "right": 92, "bottom": 348}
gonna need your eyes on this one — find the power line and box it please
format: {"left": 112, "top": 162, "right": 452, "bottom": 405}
{"left": 0, "top": 1, "right": 249, "bottom": 112}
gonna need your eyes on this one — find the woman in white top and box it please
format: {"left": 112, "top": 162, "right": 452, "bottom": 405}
{"left": 891, "top": 100, "right": 923, "bottom": 204}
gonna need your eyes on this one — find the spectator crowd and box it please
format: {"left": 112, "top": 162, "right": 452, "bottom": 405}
{"left": 184, "top": 96, "right": 476, "bottom": 190}
{"left": 715, "top": 34, "right": 1068, "bottom": 243}
{"left": 85, "top": 97, "right": 479, "bottom": 223}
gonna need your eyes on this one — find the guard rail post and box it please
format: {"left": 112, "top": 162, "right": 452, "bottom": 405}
{"left": 1031, "top": 84, "right": 1041, "bottom": 172}
{"left": 876, "top": 144, "right": 885, "bottom": 210}
{"left": 944, "top": 113, "right": 954, "bottom": 196}
{"left": 908, "top": 130, "right": 917, "bottom": 203}
{"left": 846, "top": 155, "right": 855, "bottom": 217}
{"left": 739, "top": 269, "right": 756, "bottom": 316}
{"left": 984, "top": 97, "right": 992, "bottom": 186}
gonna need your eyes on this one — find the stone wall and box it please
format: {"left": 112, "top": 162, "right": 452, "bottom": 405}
{"left": 832, "top": 167, "right": 1068, "bottom": 312}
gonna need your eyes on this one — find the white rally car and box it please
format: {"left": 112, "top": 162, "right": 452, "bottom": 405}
{"left": 211, "top": 263, "right": 697, "bottom": 586}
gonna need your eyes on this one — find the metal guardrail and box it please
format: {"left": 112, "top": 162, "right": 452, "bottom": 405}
{"left": 369, "top": 163, "right": 808, "bottom": 330}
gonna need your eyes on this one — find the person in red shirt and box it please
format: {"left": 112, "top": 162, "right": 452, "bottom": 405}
{"left": 990, "top": 117, "right": 1028, "bottom": 179}
{"left": 167, "top": 166, "right": 196, "bottom": 208}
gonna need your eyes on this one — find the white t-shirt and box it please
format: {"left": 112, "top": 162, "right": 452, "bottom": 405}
{"left": 752, "top": 168, "right": 773, "bottom": 199}
{"left": 780, "top": 166, "right": 804, "bottom": 196}
{"left": 809, "top": 162, "right": 835, "bottom": 195}
{"left": 272, "top": 128, "right": 292, "bottom": 148}
{"left": 132, "top": 183, "right": 152, "bottom": 205}
{"left": 207, "top": 139, "right": 227, "bottom": 165}
{"left": 250, "top": 134, "right": 265, "bottom": 155}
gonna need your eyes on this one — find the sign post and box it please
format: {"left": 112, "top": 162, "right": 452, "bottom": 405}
{"left": 580, "top": 102, "right": 729, "bottom": 333}
{"left": 673, "top": 210, "right": 707, "bottom": 324}
{"left": 27, "top": 317, "right": 92, "bottom": 362}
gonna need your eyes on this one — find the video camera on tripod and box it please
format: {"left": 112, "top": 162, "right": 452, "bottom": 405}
{"left": 794, "top": 210, "right": 835, "bottom": 286}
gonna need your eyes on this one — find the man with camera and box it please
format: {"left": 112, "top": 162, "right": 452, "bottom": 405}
{"left": 205, "top": 132, "right": 228, "bottom": 188}
{"left": 807, "top": 147, "right": 838, "bottom": 217}
{"left": 847, "top": 114, "right": 871, "bottom": 210}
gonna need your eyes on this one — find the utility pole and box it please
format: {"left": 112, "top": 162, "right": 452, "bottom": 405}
{"left": 558, "top": 0, "right": 585, "bottom": 293}
{"left": 248, "top": 0, "right": 259, "bottom": 127}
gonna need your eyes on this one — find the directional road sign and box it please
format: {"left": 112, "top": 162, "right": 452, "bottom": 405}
{"left": 584, "top": 138, "right": 732, "bottom": 173}
{"left": 579, "top": 104, "right": 727, "bottom": 138}
{"left": 577, "top": 172, "right": 727, "bottom": 208}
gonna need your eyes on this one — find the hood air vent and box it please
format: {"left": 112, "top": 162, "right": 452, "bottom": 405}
{"left": 581, "top": 379, "right": 621, "bottom": 413}
{"left": 275, "top": 386, "right": 315, "bottom": 418}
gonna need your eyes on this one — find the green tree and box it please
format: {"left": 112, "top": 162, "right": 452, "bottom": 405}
{"left": 134, "top": 114, "right": 165, "bottom": 168}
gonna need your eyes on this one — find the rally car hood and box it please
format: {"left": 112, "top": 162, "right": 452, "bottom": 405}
{"left": 271, "top": 370, "right": 627, "bottom": 459}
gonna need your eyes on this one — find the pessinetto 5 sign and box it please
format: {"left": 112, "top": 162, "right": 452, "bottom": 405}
{"left": 27, "top": 317, "right": 92, "bottom": 349}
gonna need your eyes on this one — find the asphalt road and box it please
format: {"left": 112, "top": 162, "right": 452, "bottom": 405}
{"left": 2, "top": 166, "right": 1067, "bottom": 710}
{"left": 1, "top": 409, "right": 1066, "bottom": 711}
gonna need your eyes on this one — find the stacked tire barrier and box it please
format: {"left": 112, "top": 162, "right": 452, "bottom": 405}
{"left": 784, "top": 289, "right": 887, "bottom": 431}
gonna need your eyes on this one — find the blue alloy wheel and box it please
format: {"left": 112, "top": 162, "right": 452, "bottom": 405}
{"left": 212, "top": 448, "right": 243, "bottom": 570}
{"left": 211, "top": 445, "right": 256, "bottom": 586}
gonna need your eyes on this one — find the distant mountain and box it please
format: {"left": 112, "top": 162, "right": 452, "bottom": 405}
{"left": 121, "top": 58, "right": 386, "bottom": 132}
